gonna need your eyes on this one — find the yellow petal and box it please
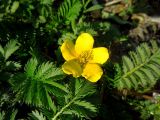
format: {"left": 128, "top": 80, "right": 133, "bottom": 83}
{"left": 61, "top": 40, "right": 77, "bottom": 61}
{"left": 75, "top": 33, "right": 94, "bottom": 54}
{"left": 90, "top": 47, "right": 109, "bottom": 64}
{"left": 62, "top": 59, "right": 82, "bottom": 77}
{"left": 82, "top": 63, "right": 103, "bottom": 82}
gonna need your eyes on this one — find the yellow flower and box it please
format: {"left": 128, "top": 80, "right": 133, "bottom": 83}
{"left": 61, "top": 33, "right": 109, "bottom": 82}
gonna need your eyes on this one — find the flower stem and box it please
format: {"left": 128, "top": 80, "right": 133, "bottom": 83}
{"left": 52, "top": 98, "right": 76, "bottom": 120}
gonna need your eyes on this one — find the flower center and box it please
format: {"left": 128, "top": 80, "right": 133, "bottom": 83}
{"left": 78, "top": 50, "right": 93, "bottom": 65}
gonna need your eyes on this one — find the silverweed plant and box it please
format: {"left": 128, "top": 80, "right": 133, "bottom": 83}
{"left": 0, "top": 0, "right": 160, "bottom": 120}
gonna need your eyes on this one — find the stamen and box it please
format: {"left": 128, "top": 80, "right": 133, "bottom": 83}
{"left": 78, "top": 50, "right": 93, "bottom": 65}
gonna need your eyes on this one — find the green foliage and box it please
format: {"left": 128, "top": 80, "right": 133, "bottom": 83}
{"left": 39, "top": 78, "right": 98, "bottom": 120}
{"left": 130, "top": 95, "right": 160, "bottom": 120}
{"left": 58, "top": 21, "right": 112, "bottom": 45}
{"left": 115, "top": 41, "right": 160, "bottom": 91}
{"left": 29, "top": 110, "right": 47, "bottom": 120}
{"left": 0, "top": 0, "right": 54, "bottom": 27}
{"left": 0, "top": 40, "right": 20, "bottom": 118}
{"left": 0, "top": 109, "right": 18, "bottom": 120}
{"left": 0, "top": 0, "right": 20, "bottom": 20}
{"left": 0, "top": 40, "right": 21, "bottom": 101}
{"left": 0, "top": 111, "right": 5, "bottom": 120}
{"left": 84, "top": 4, "right": 103, "bottom": 13}
{"left": 3, "top": 40, "right": 19, "bottom": 60}
{"left": 0, "top": 40, "right": 21, "bottom": 71}
{"left": 1, "top": 0, "right": 160, "bottom": 119}
{"left": 10, "top": 58, "right": 66, "bottom": 110}
{"left": 57, "top": 0, "right": 82, "bottom": 25}
{"left": 51, "top": 78, "right": 97, "bottom": 120}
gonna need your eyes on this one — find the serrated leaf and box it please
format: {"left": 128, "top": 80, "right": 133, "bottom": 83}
{"left": 74, "top": 79, "right": 96, "bottom": 99}
{"left": 142, "top": 43, "right": 151, "bottom": 58}
{"left": 129, "top": 75, "right": 138, "bottom": 89}
{"left": 129, "top": 51, "right": 141, "bottom": 65}
{"left": 73, "top": 100, "right": 97, "bottom": 112}
{"left": 63, "top": 109, "right": 79, "bottom": 115}
{"left": 123, "top": 78, "right": 132, "bottom": 89}
{"left": 42, "top": 67, "right": 64, "bottom": 81}
{"left": 11, "top": 58, "right": 64, "bottom": 110}
{"left": 50, "top": 78, "right": 98, "bottom": 120}
{"left": 4, "top": 40, "right": 20, "bottom": 60}
{"left": 140, "top": 68, "right": 155, "bottom": 83}
{"left": 58, "top": 0, "right": 82, "bottom": 24}
{"left": 151, "top": 40, "right": 159, "bottom": 52}
{"left": 136, "top": 46, "right": 146, "bottom": 62}
{"left": 25, "top": 58, "right": 38, "bottom": 77}
{"left": 145, "top": 63, "right": 160, "bottom": 76}
{"left": 122, "top": 56, "right": 134, "bottom": 73}
{"left": 25, "top": 81, "right": 35, "bottom": 104}
{"left": 29, "top": 110, "right": 46, "bottom": 120}
{"left": 116, "top": 41, "right": 160, "bottom": 91}
{"left": 6, "top": 61, "right": 21, "bottom": 70}
{"left": 43, "top": 80, "right": 68, "bottom": 93}
{"left": 35, "top": 62, "right": 53, "bottom": 79}
{"left": 134, "top": 71, "right": 147, "bottom": 87}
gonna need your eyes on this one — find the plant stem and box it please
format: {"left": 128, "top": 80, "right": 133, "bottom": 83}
{"left": 52, "top": 98, "right": 76, "bottom": 120}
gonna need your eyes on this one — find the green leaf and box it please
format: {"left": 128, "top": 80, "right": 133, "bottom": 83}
{"left": 122, "top": 56, "right": 134, "bottom": 73}
{"left": 6, "top": 61, "right": 21, "bottom": 70}
{"left": 58, "top": 0, "right": 82, "bottom": 24}
{"left": 10, "top": 109, "right": 18, "bottom": 120}
{"left": 11, "top": 58, "right": 65, "bottom": 109}
{"left": 84, "top": 4, "right": 103, "bottom": 13}
{"left": 29, "top": 110, "right": 46, "bottom": 120}
{"left": 43, "top": 80, "right": 68, "bottom": 92}
{"left": 145, "top": 63, "right": 160, "bottom": 76}
{"left": 0, "top": 110, "right": 18, "bottom": 120}
{"left": 50, "top": 78, "right": 97, "bottom": 120}
{"left": 73, "top": 100, "right": 97, "bottom": 112}
{"left": 136, "top": 46, "right": 146, "bottom": 63}
{"left": 116, "top": 41, "right": 160, "bottom": 91}
{"left": 0, "top": 44, "right": 4, "bottom": 56}
{"left": 151, "top": 40, "right": 159, "bottom": 52}
{"left": 25, "top": 58, "right": 38, "bottom": 77}
{"left": 0, "top": 111, "right": 5, "bottom": 120}
{"left": 4, "top": 40, "right": 20, "bottom": 60}
{"left": 74, "top": 79, "right": 96, "bottom": 99}
{"left": 10, "top": 1, "right": 19, "bottom": 14}
{"left": 34, "top": 62, "right": 54, "bottom": 79}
